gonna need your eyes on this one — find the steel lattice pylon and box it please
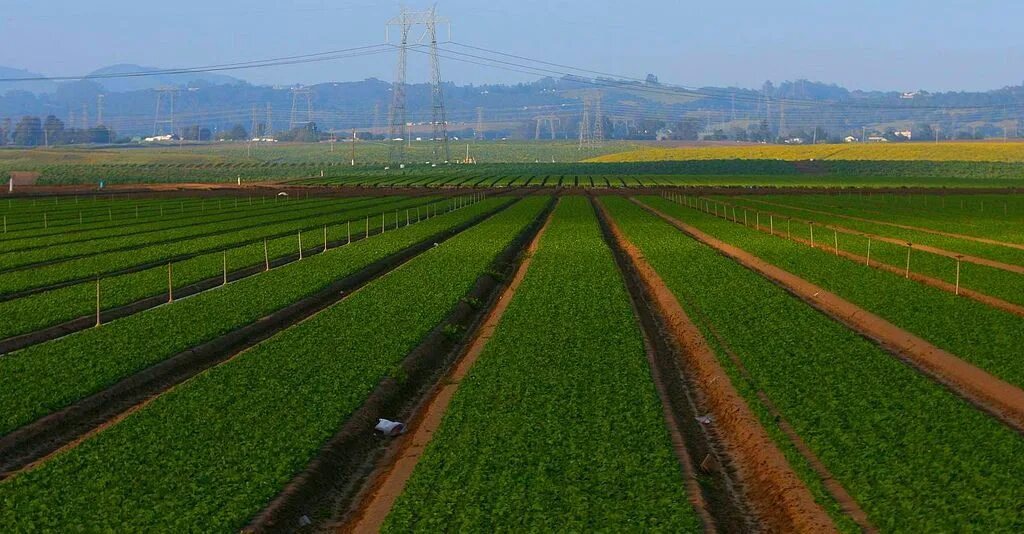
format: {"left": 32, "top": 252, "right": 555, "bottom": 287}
{"left": 386, "top": 7, "right": 451, "bottom": 165}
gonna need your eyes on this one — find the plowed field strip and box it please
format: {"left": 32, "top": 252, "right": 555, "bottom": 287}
{"left": 679, "top": 197, "right": 1024, "bottom": 318}
{"left": 746, "top": 198, "right": 1024, "bottom": 252}
{"left": 0, "top": 203, "right": 511, "bottom": 479}
{"left": 340, "top": 204, "right": 554, "bottom": 533}
{"left": 0, "top": 197, "right": 431, "bottom": 303}
{"left": 598, "top": 199, "right": 835, "bottom": 534}
{"left": 636, "top": 198, "right": 1024, "bottom": 433}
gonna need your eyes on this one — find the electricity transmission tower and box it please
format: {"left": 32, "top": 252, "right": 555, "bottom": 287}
{"left": 290, "top": 87, "right": 314, "bottom": 129}
{"left": 534, "top": 115, "right": 560, "bottom": 140}
{"left": 386, "top": 7, "right": 451, "bottom": 164}
{"left": 593, "top": 93, "right": 604, "bottom": 147}
{"left": 96, "top": 94, "right": 105, "bottom": 127}
{"left": 154, "top": 87, "right": 177, "bottom": 136}
{"left": 250, "top": 105, "right": 260, "bottom": 141}
{"left": 578, "top": 98, "right": 593, "bottom": 150}
{"left": 265, "top": 102, "right": 274, "bottom": 139}
{"left": 475, "top": 107, "right": 485, "bottom": 140}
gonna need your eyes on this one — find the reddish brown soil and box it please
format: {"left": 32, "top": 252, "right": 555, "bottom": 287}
{"left": 747, "top": 197, "right": 1024, "bottom": 253}
{"left": 638, "top": 199, "right": 1024, "bottom": 434}
{"left": 692, "top": 200, "right": 1024, "bottom": 318}
{"left": 602, "top": 202, "right": 837, "bottom": 534}
{"left": 593, "top": 199, "right": 721, "bottom": 529}
{"left": 667, "top": 286, "right": 877, "bottom": 532}
{"left": 712, "top": 198, "right": 1024, "bottom": 275}
{"left": 340, "top": 207, "right": 555, "bottom": 533}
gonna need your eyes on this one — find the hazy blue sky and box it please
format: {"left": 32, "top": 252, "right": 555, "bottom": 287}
{"left": 3, "top": 0, "right": 1023, "bottom": 91}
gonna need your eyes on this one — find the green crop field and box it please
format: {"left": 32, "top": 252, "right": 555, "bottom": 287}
{"left": 1, "top": 185, "right": 1022, "bottom": 532}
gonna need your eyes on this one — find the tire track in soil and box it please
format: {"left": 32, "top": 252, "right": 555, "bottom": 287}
{"left": 597, "top": 198, "right": 836, "bottom": 534}
{"left": 0, "top": 201, "right": 516, "bottom": 480}
{"left": 337, "top": 201, "right": 555, "bottom": 534}
{"left": 636, "top": 198, "right": 1024, "bottom": 435}
{"left": 702, "top": 197, "right": 1024, "bottom": 275}
{"left": 673, "top": 197, "right": 1024, "bottom": 318}
{"left": 744, "top": 197, "right": 1024, "bottom": 253}
{"left": 242, "top": 198, "right": 555, "bottom": 534}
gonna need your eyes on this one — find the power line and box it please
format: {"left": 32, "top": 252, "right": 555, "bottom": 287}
{"left": 0, "top": 44, "right": 397, "bottom": 83}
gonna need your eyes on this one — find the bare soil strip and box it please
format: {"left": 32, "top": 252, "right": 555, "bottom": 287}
{"left": 637, "top": 198, "right": 1024, "bottom": 434}
{"left": 599, "top": 200, "right": 837, "bottom": 534}
{"left": 338, "top": 204, "right": 555, "bottom": 534}
{"left": 594, "top": 198, "right": 748, "bottom": 532}
{"left": 746, "top": 197, "right": 1024, "bottom": 253}
{"left": 680, "top": 198, "right": 1024, "bottom": 318}
{"left": 669, "top": 286, "right": 877, "bottom": 533}
{"left": 0, "top": 203, "right": 514, "bottom": 480}
{"left": 243, "top": 199, "right": 555, "bottom": 533}
{"left": 703, "top": 197, "right": 1024, "bottom": 275}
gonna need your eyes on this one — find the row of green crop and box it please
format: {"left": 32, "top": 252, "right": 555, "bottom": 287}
{"left": 721, "top": 196, "right": 1024, "bottom": 267}
{"left": 0, "top": 196, "right": 443, "bottom": 297}
{"left": 0, "top": 197, "right": 546, "bottom": 531}
{"left": 36, "top": 162, "right": 349, "bottom": 185}
{"left": 0, "top": 197, "right": 449, "bottom": 342}
{"left": 753, "top": 194, "right": 1024, "bottom": 244}
{"left": 0, "top": 196, "right": 317, "bottom": 253}
{"left": 25, "top": 158, "right": 1024, "bottom": 186}
{"left": 682, "top": 195, "right": 1024, "bottom": 308}
{"left": 0, "top": 197, "right": 223, "bottom": 235}
{"left": 0, "top": 198, "right": 367, "bottom": 271}
{"left": 648, "top": 196, "right": 1024, "bottom": 390}
{"left": 385, "top": 197, "right": 701, "bottom": 531}
{"left": 606, "top": 196, "right": 1024, "bottom": 531}
{"left": 0, "top": 196, "right": 503, "bottom": 435}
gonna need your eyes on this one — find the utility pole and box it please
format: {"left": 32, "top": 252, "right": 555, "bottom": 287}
{"left": 351, "top": 128, "right": 357, "bottom": 166}
{"left": 372, "top": 102, "right": 381, "bottom": 135}
{"left": 386, "top": 7, "right": 451, "bottom": 164}
{"left": 96, "top": 94, "right": 105, "bottom": 127}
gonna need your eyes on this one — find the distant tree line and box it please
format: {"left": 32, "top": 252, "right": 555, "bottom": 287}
{"left": 0, "top": 115, "right": 115, "bottom": 146}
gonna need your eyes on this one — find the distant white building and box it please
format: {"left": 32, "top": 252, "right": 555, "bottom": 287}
{"left": 894, "top": 130, "right": 913, "bottom": 140}
{"left": 867, "top": 136, "right": 889, "bottom": 143}
{"left": 143, "top": 134, "right": 175, "bottom": 143}
{"left": 844, "top": 136, "right": 860, "bottom": 143}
